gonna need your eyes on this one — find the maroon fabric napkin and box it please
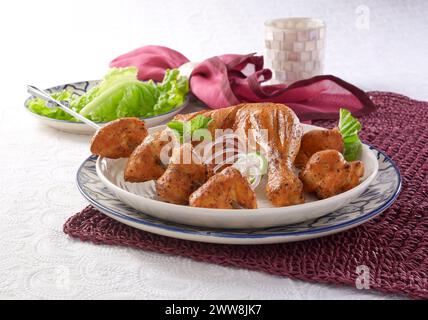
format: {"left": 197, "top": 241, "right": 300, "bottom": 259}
{"left": 110, "top": 45, "right": 376, "bottom": 121}
{"left": 65, "top": 91, "right": 428, "bottom": 299}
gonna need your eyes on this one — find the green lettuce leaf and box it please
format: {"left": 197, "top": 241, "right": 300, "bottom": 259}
{"left": 338, "top": 108, "right": 362, "bottom": 161}
{"left": 27, "top": 90, "right": 79, "bottom": 122}
{"left": 79, "top": 67, "right": 189, "bottom": 122}
{"left": 70, "top": 67, "right": 139, "bottom": 112}
{"left": 79, "top": 80, "right": 159, "bottom": 122}
{"left": 27, "top": 67, "right": 189, "bottom": 123}
{"left": 153, "top": 69, "right": 189, "bottom": 115}
{"left": 167, "top": 115, "right": 213, "bottom": 143}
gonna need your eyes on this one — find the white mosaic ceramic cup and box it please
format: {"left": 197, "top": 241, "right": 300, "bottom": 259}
{"left": 264, "top": 18, "right": 326, "bottom": 84}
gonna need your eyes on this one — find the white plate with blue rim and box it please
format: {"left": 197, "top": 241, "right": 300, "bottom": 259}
{"left": 24, "top": 80, "right": 189, "bottom": 135}
{"left": 76, "top": 128, "right": 401, "bottom": 244}
{"left": 94, "top": 124, "right": 379, "bottom": 229}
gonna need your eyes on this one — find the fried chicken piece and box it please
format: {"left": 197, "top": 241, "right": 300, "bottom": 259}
{"left": 189, "top": 167, "right": 257, "bottom": 209}
{"left": 124, "top": 106, "right": 244, "bottom": 182}
{"left": 233, "top": 103, "right": 304, "bottom": 207}
{"left": 300, "top": 150, "right": 364, "bottom": 199}
{"left": 172, "top": 110, "right": 207, "bottom": 122}
{"left": 156, "top": 144, "right": 208, "bottom": 205}
{"left": 124, "top": 130, "right": 173, "bottom": 182}
{"left": 266, "top": 159, "right": 305, "bottom": 206}
{"left": 173, "top": 104, "right": 245, "bottom": 132}
{"left": 206, "top": 104, "right": 246, "bottom": 132}
{"left": 90, "top": 117, "right": 147, "bottom": 159}
{"left": 294, "top": 127, "right": 343, "bottom": 169}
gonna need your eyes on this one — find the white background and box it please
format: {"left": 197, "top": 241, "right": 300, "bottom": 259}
{"left": 0, "top": 0, "right": 426, "bottom": 299}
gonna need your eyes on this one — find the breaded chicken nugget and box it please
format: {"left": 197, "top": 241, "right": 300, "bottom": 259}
{"left": 189, "top": 167, "right": 257, "bottom": 209}
{"left": 294, "top": 128, "right": 343, "bottom": 169}
{"left": 90, "top": 117, "right": 147, "bottom": 159}
{"left": 156, "top": 144, "right": 208, "bottom": 205}
{"left": 124, "top": 130, "right": 173, "bottom": 182}
{"left": 300, "top": 149, "right": 364, "bottom": 199}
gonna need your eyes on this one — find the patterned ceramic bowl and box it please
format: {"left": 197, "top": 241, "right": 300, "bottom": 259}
{"left": 24, "top": 80, "right": 189, "bottom": 135}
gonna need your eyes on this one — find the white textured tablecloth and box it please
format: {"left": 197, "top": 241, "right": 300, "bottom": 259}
{"left": 0, "top": 0, "right": 426, "bottom": 299}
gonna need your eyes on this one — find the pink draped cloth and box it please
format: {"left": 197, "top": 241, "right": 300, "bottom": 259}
{"left": 111, "top": 45, "right": 376, "bottom": 121}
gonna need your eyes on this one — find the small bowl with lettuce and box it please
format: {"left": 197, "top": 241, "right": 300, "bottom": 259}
{"left": 25, "top": 67, "right": 190, "bottom": 134}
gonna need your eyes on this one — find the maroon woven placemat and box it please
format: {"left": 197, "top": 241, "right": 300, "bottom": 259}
{"left": 64, "top": 92, "right": 428, "bottom": 299}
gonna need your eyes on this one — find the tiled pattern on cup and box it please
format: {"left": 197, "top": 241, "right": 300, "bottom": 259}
{"left": 265, "top": 27, "right": 325, "bottom": 84}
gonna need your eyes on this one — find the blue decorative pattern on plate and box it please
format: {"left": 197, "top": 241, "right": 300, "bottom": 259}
{"left": 24, "top": 81, "right": 189, "bottom": 134}
{"left": 76, "top": 146, "right": 401, "bottom": 244}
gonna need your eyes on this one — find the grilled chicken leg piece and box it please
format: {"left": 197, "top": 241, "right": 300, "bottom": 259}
{"left": 189, "top": 167, "right": 257, "bottom": 209}
{"left": 156, "top": 144, "right": 208, "bottom": 205}
{"left": 173, "top": 104, "right": 245, "bottom": 133}
{"left": 300, "top": 149, "right": 364, "bottom": 199}
{"left": 90, "top": 117, "right": 147, "bottom": 159}
{"left": 233, "top": 103, "right": 304, "bottom": 207}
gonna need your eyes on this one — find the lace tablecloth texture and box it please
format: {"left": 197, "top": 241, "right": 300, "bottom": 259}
{"left": 1, "top": 0, "right": 428, "bottom": 300}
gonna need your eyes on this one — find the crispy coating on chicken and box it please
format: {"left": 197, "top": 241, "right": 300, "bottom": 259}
{"left": 125, "top": 106, "right": 245, "bottom": 183}
{"left": 156, "top": 144, "right": 208, "bottom": 205}
{"left": 90, "top": 104, "right": 367, "bottom": 208}
{"left": 266, "top": 159, "right": 305, "bottom": 206}
{"left": 300, "top": 150, "right": 364, "bottom": 199}
{"left": 189, "top": 167, "right": 257, "bottom": 209}
{"left": 294, "top": 127, "right": 343, "bottom": 169}
{"left": 90, "top": 117, "right": 147, "bottom": 159}
{"left": 233, "top": 103, "right": 304, "bottom": 206}
{"left": 124, "top": 130, "right": 172, "bottom": 182}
